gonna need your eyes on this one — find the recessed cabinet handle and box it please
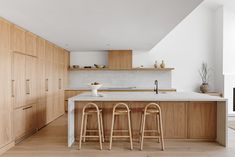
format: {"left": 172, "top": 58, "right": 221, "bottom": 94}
{"left": 59, "top": 78, "right": 62, "bottom": 89}
{"left": 11, "top": 80, "right": 15, "bottom": 97}
{"left": 26, "top": 79, "right": 30, "bottom": 94}
{"left": 45, "top": 79, "right": 49, "bottom": 91}
{"left": 22, "top": 106, "right": 32, "bottom": 110}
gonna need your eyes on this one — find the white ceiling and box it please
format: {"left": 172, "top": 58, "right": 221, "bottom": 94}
{"left": 0, "top": 0, "right": 203, "bottom": 51}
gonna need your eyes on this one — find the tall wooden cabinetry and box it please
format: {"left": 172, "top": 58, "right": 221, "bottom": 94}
{"left": 12, "top": 53, "right": 37, "bottom": 140}
{"left": 0, "top": 17, "right": 69, "bottom": 153}
{"left": 0, "top": 18, "right": 14, "bottom": 150}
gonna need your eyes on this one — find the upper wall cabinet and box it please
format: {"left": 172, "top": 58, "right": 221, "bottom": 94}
{"left": 58, "top": 48, "right": 64, "bottom": 64}
{"left": 108, "top": 50, "right": 132, "bottom": 69}
{"left": 53, "top": 46, "right": 59, "bottom": 63}
{"left": 10, "top": 25, "right": 25, "bottom": 53}
{"left": 0, "top": 19, "right": 10, "bottom": 50}
{"left": 25, "top": 32, "right": 37, "bottom": 57}
{"left": 45, "top": 41, "right": 54, "bottom": 62}
{"left": 36, "top": 37, "right": 45, "bottom": 60}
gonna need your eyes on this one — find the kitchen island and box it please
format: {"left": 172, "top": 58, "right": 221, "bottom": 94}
{"left": 68, "top": 92, "right": 227, "bottom": 147}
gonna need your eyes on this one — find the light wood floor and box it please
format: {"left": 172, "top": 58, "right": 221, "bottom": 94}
{"left": 1, "top": 115, "right": 235, "bottom": 157}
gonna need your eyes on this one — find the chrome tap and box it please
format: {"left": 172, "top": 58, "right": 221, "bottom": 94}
{"left": 154, "top": 80, "right": 159, "bottom": 94}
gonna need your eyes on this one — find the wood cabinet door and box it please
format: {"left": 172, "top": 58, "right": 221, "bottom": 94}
{"left": 52, "top": 63, "right": 60, "bottom": 118}
{"left": 58, "top": 48, "right": 64, "bottom": 64}
{"left": 37, "top": 59, "right": 46, "bottom": 129}
{"left": 12, "top": 53, "right": 26, "bottom": 109}
{"left": 25, "top": 56, "right": 37, "bottom": 105}
{"left": 45, "top": 41, "right": 53, "bottom": 62}
{"left": 108, "top": 50, "right": 132, "bottom": 69}
{"left": 37, "top": 97, "right": 46, "bottom": 129}
{"left": 53, "top": 46, "right": 59, "bottom": 64}
{"left": 0, "top": 19, "right": 10, "bottom": 50}
{"left": 36, "top": 37, "right": 45, "bottom": 60}
{"left": 14, "top": 107, "right": 26, "bottom": 140}
{"left": 58, "top": 64, "right": 65, "bottom": 116}
{"left": 25, "top": 32, "right": 37, "bottom": 56}
{"left": 46, "top": 95, "right": 54, "bottom": 123}
{"left": 159, "top": 102, "right": 187, "bottom": 138}
{"left": 14, "top": 104, "right": 37, "bottom": 140}
{"left": 59, "top": 91, "right": 65, "bottom": 116}
{"left": 0, "top": 19, "right": 13, "bottom": 147}
{"left": 63, "top": 51, "right": 69, "bottom": 87}
{"left": 45, "top": 61, "right": 54, "bottom": 123}
{"left": 10, "top": 25, "right": 25, "bottom": 53}
{"left": 25, "top": 104, "right": 37, "bottom": 133}
{"left": 188, "top": 102, "right": 217, "bottom": 139}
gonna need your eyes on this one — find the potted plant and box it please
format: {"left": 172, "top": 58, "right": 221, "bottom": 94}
{"left": 199, "top": 62, "right": 210, "bottom": 93}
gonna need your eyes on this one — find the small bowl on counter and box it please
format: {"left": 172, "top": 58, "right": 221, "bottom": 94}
{"left": 88, "top": 82, "right": 102, "bottom": 97}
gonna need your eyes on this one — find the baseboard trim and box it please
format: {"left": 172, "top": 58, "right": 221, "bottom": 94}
{"left": 0, "top": 141, "right": 15, "bottom": 156}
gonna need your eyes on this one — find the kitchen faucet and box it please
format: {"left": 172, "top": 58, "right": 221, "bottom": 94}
{"left": 154, "top": 80, "right": 159, "bottom": 94}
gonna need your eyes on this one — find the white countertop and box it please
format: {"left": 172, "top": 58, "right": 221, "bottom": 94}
{"left": 68, "top": 92, "right": 227, "bottom": 102}
{"left": 65, "top": 86, "right": 177, "bottom": 91}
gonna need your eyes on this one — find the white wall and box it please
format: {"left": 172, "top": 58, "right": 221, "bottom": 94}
{"left": 133, "top": 4, "right": 216, "bottom": 92}
{"left": 214, "top": 7, "right": 224, "bottom": 93}
{"left": 222, "top": 7, "right": 235, "bottom": 115}
{"left": 69, "top": 3, "right": 217, "bottom": 92}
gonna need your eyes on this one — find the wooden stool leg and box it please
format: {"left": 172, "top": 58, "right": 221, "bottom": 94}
{"left": 140, "top": 112, "right": 146, "bottom": 151}
{"left": 139, "top": 113, "right": 144, "bottom": 143}
{"left": 97, "top": 111, "right": 103, "bottom": 150}
{"left": 83, "top": 114, "right": 88, "bottom": 142}
{"left": 79, "top": 110, "right": 85, "bottom": 150}
{"left": 100, "top": 112, "right": 105, "bottom": 142}
{"left": 127, "top": 111, "right": 133, "bottom": 150}
{"left": 159, "top": 112, "right": 165, "bottom": 151}
{"left": 109, "top": 111, "right": 115, "bottom": 150}
{"left": 156, "top": 114, "right": 160, "bottom": 143}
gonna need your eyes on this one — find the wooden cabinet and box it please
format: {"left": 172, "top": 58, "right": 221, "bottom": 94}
{"left": 12, "top": 53, "right": 37, "bottom": 108}
{"left": 14, "top": 104, "right": 37, "bottom": 140}
{"left": 63, "top": 50, "right": 69, "bottom": 87}
{"left": 1, "top": 17, "right": 69, "bottom": 153}
{"left": 58, "top": 48, "right": 64, "bottom": 64}
{"left": 12, "top": 53, "right": 38, "bottom": 141}
{"left": 108, "top": 50, "right": 132, "bottom": 69}
{"left": 36, "top": 37, "right": 45, "bottom": 60}
{"left": 25, "top": 56, "right": 37, "bottom": 105}
{"left": 45, "top": 41, "right": 53, "bottom": 62}
{"left": 45, "top": 61, "right": 54, "bottom": 123}
{"left": 0, "top": 18, "right": 13, "bottom": 149}
{"left": 25, "top": 32, "right": 37, "bottom": 56}
{"left": 0, "top": 19, "right": 10, "bottom": 50}
{"left": 10, "top": 25, "right": 25, "bottom": 53}
{"left": 37, "top": 59, "right": 46, "bottom": 129}
{"left": 12, "top": 53, "right": 26, "bottom": 109}
{"left": 36, "top": 39, "right": 47, "bottom": 129}
{"left": 159, "top": 102, "right": 187, "bottom": 138}
{"left": 188, "top": 102, "right": 217, "bottom": 139}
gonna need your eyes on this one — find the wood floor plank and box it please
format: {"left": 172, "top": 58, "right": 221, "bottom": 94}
{"left": 1, "top": 115, "right": 235, "bottom": 157}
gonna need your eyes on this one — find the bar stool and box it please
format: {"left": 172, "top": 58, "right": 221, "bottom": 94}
{"left": 79, "top": 103, "right": 104, "bottom": 150}
{"left": 109, "top": 103, "right": 133, "bottom": 150}
{"left": 140, "top": 103, "right": 164, "bottom": 151}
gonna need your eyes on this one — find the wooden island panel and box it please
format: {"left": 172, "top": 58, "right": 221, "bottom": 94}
{"left": 74, "top": 101, "right": 217, "bottom": 141}
{"left": 188, "top": 101, "right": 217, "bottom": 139}
{"left": 159, "top": 102, "right": 187, "bottom": 138}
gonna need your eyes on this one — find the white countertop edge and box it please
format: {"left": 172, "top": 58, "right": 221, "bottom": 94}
{"left": 68, "top": 92, "right": 227, "bottom": 102}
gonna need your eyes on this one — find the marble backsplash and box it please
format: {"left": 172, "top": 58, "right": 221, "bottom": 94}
{"left": 68, "top": 71, "right": 172, "bottom": 89}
